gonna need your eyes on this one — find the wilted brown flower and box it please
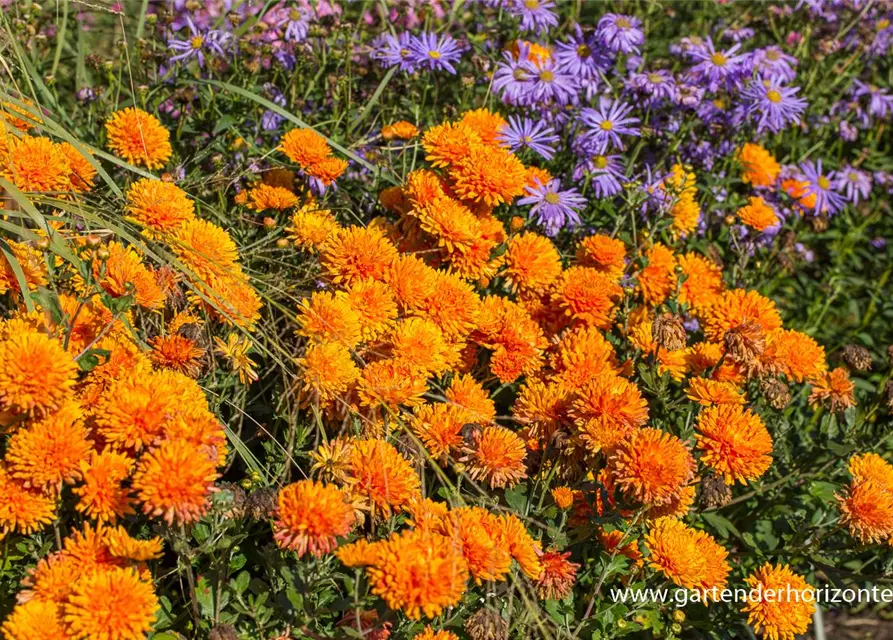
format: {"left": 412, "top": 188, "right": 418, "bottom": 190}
{"left": 244, "top": 487, "right": 277, "bottom": 521}
{"left": 842, "top": 344, "right": 872, "bottom": 372}
{"left": 700, "top": 474, "right": 732, "bottom": 509}
{"left": 209, "top": 624, "right": 239, "bottom": 640}
{"left": 760, "top": 378, "right": 791, "bottom": 410}
{"left": 652, "top": 313, "right": 687, "bottom": 351}
{"left": 724, "top": 320, "right": 766, "bottom": 368}
{"left": 465, "top": 607, "right": 508, "bottom": 640}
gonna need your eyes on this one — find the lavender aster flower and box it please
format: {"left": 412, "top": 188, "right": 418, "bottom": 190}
{"left": 492, "top": 49, "right": 534, "bottom": 104}
{"left": 497, "top": 116, "right": 559, "bottom": 159}
{"left": 508, "top": 0, "right": 558, "bottom": 34}
{"left": 742, "top": 81, "right": 808, "bottom": 133}
{"left": 372, "top": 32, "right": 417, "bottom": 72}
{"left": 519, "top": 178, "right": 587, "bottom": 236}
{"left": 852, "top": 80, "right": 893, "bottom": 119}
{"left": 687, "top": 38, "right": 747, "bottom": 91}
{"left": 282, "top": 8, "right": 310, "bottom": 43}
{"left": 554, "top": 25, "right": 612, "bottom": 81}
{"left": 408, "top": 32, "right": 463, "bottom": 74}
{"left": 834, "top": 165, "right": 872, "bottom": 205}
{"left": 575, "top": 154, "right": 625, "bottom": 199}
{"left": 168, "top": 17, "right": 231, "bottom": 68}
{"left": 525, "top": 56, "right": 579, "bottom": 105}
{"left": 628, "top": 69, "right": 675, "bottom": 105}
{"left": 579, "top": 98, "right": 641, "bottom": 154}
{"left": 800, "top": 159, "right": 846, "bottom": 215}
{"left": 750, "top": 46, "right": 798, "bottom": 83}
{"left": 597, "top": 14, "right": 645, "bottom": 55}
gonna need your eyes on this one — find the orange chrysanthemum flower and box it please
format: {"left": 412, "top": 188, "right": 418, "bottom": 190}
{"left": 849, "top": 453, "right": 893, "bottom": 489}
{"left": 646, "top": 484, "right": 696, "bottom": 521}
{"left": 781, "top": 178, "right": 816, "bottom": 208}
{"left": 287, "top": 200, "right": 341, "bottom": 251}
{"left": 416, "top": 195, "right": 479, "bottom": 254}
{"left": 459, "top": 108, "right": 507, "bottom": 146}
{"left": 404, "top": 169, "right": 450, "bottom": 210}
{"left": 422, "top": 122, "right": 483, "bottom": 168}
{"left": 576, "top": 234, "right": 626, "bottom": 280}
{"left": 415, "top": 270, "right": 481, "bottom": 338}
{"left": 345, "top": 439, "right": 421, "bottom": 516}
{"left": 461, "top": 426, "right": 528, "bottom": 489}
{"left": 411, "top": 403, "right": 466, "bottom": 460}
{"left": 105, "top": 107, "right": 172, "bottom": 169}
{"left": 274, "top": 480, "right": 355, "bottom": 557}
{"left": 671, "top": 191, "right": 701, "bottom": 236}
{"left": 608, "top": 428, "right": 695, "bottom": 506}
{"left": 172, "top": 219, "right": 241, "bottom": 286}
{"left": 449, "top": 145, "right": 528, "bottom": 207}
{"left": 381, "top": 120, "right": 419, "bottom": 140}
{"left": 446, "top": 374, "right": 495, "bottom": 424}
{"left": 686, "top": 378, "right": 745, "bottom": 406}
{"left": 149, "top": 334, "right": 204, "bottom": 377}
{"left": 598, "top": 528, "right": 643, "bottom": 566}
{"left": 247, "top": 183, "right": 299, "bottom": 211}
{"left": 306, "top": 156, "right": 348, "bottom": 185}
{"left": 384, "top": 254, "right": 439, "bottom": 312}
{"left": 556, "top": 266, "right": 623, "bottom": 329}
{"left": 535, "top": 550, "right": 580, "bottom": 600}
{"left": 513, "top": 380, "right": 571, "bottom": 442}
{"left": 1, "top": 599, "right": 69, "bottom": 640}
{"left": 2, "top": 136, "right": 71, "bottom": 193}
{"left": 637, "top": 244, "right": 677, "bottom": 306}
{"left": 838, "top": 480, "right": 893, "bottom": 544}
{"left": 389, "top": 317, "right": 456, "bottom": 377}
{"left": 413, "top": 626, "right": 459, "bottom": 640}
{"left": 743, "top": 564, "right": 815, "bottom": 640}
{"left": 356, "top": 359, "right": 428, "bottom": 411}
{"left": 503, "top": 232, "right": 562, "bottom": 294}
{"left": 65, "top": 567, "right": 159, "bottom": 640}
{"left": 687, "top": 341, "right": 725, "bottom": 375}
{"left": 550, "top": 325, "right": 620, "bottom": 390}
{"left": 320, "top": 225, "right": 398, "bottom": 286}
{"left": 696, "top": 404, "right": 773, "bottom": 484}
{"left": 279, "top": 127, "right": 332, "bottom": 168}
{"left": 0, "top": 241, "right": 48, "bottom": 297}
{"left": 704, "top": 289, "right": 782, "bottom": 343}
{"left": 20, "top": 553, "right": 80, "bottom": 604}
{"left": 73, "top": 449, "right": 135, "bottom": 523}
{"left": 645, "top": 517, "right": 730, "bottom": 596}
{"left": 764, "top": 328, "right": 827, "bottom": 382}
{"left": 571, "top": 373, "right": 649, "bottom": 453}
{"left": 105, "top": 526, "right": 164, "bottom": 562}
{"left": 500, "top": 513, "right": 543, "bottom": 579}
{"left": 345, "top": 278, "right": 398, "bottom": 341}
{"left": 297, "top": 340, "right": 359, "bottom": 407}
{"left": 132, "top": 438, "right": 218, "bottom": 525}
{"left": 1, "top": 98, "right": 41, "bottom": 131}
{"left": 363, "top": 529, "right": 469, "bottom": 619}
{"left": 125, "top": 178, "right": 195, "bottom": 235}
{"left": 58, "top": 141, "right": 97, "bottom": 192}
{"left": 677, "top": 253, "right": 725, "bottom": 313}
{"left": 0, "top": 466, "right": 55, "bottom": 535}
{"left": 737, "top": 196, "right": 779, "bottom": 232}
{"left": 435, "top": 506, "right": 512, "bottom": 583}
{"left": 808, "top": 367, "right": 856, "bottom": 412}
{"left": 551, "top": 486, "right": 575, "bottom": 510}
{"left": 738, "top": 143, "right": 781, "bottom": 188}
{"left": 97, "top": 242, "right": 165, "bottom": 309}
{"left": 0, "top": 331, "right": 77, "bottom": 416}
{"left": 296, "top": 291, "right": 363, "bottom": 348}
{"left": 6, "top": 401, "right": 90, "bottom": 491}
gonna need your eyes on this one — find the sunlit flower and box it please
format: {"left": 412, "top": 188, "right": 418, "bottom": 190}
{"left": 737, "top": 196, "right": 779, "bottom": 232}
{"left": 556, "top": 266, "right": 622, "bottom": 329}
{"left": 503, "top": 232, "right": 562, "bottom": 294}
{"left": 411, "top": 403, "right": 466, "bottom": 460}
{"left": 58, "top": 141, "right": 97, "bottom": 192}
{"left": 384, "top": 254, "right": 439, "bottom": 312}
{"left": 382, "top": 120, "right": 419, "bottom": 140}
{"left": 287, "top": 200, "right": 341, "bottom": 251}
{"left": 307, "top": 156, "right": 349, "bottom": 186}
{"left": 1, "top": 599, "right": 69, "bottom": 640}
{"left": 608, "top": 428, "right": 695, "bottom": 506}
{"left": 535, "top": 550, "right": 580, "bottom": 600}
{"left": 686, "top": 378, "right": 745, "bottom": 406}
{"left": 704, "top": 289, "right": 782, "bottom": 344}
{"left": 459, "top": 108, "right": 507, "bottom": 147}
{"left": 247, "top": 183, "right": 299, "bottom": 211}
{"left": 0, "top": 466, "right": 55, "bottom": 535}
{"left": 571, "top": 373, "right": 649, "bottom": 453}
{"left": 461, "top": 426, "right": 528, "bottom": 489}
{"left": 450, "top": 145, "right": 528, "bottom": 207}
{"left": 637, "top": 244, "right": 677, "bottom": 306}
{"left": 73, "top": 450, "right": 134, "bottom": 523}
{"left": 65, "top": 567, "right": 159, "bottom": 640}
{"left": 645, "top": 517, "right": 730, "bottom": 595}
{"left": 738, "top": 143, "right": 781, "bottom": 187}
{"left": 172, "top": 218, "right": 239, "bottom": 282}
{"left": 279, "top": 127, "right": 332, "bottom": 168}
{"left": 149, "top": 334, "right": 204, "bottom": 377}
{"left": 838, "top": 480, "right": 893, "bottom": 544}
{"left": 415, "top": 270, "right": 481, "bottom": 338}
{"left": 551, "top": 486, "right": 575, "bottom": 510}
{"left": 422, "top": 122, "right": 482, "bottom": 168}
{"left": 297, "top": 340, "right": 359, "bottom": 407}
{"left": 743, "top": 564, "right": 815, "bottom": 640}
{"left": 446, "top": 374, "right": 496, "bottom": 424}
{"left": 500, "top": 513, "right": 543, "bottom": 579}
{"left": 0, "top": 331, "right": 77, "bottom": 416}
{"left": 0, "top": 241, "right": 48, "bottom": 297}
{"left": 356, "top": 359, "right": 428, "bottom": 411}
{"left": 296, "top": 291, "right": 363, "bottom": 348}
{"left": 2, "top": 136, "right": 71, "bottom": 193}
{"left": 274, "top": 480, "right": 355, "bottom": 557}
{"left": 213, "top": 333, "right": 259, "bottom": 384}
{"left": 345, "top": 439, "right": 421, "bottom": 516}
{"left": 764, "top": 329, "right": 827, "bottom": 382}
{"left": 125, "top": 178, "right": 195, "bottom": 235}
{"left": 696, "top": 404, "right": 773, "bottom": 484}
{"left": 434, "top": 506, "right": 511, "bottom": 583}
{"left": 321, "top": 225, "right": 398, "bottom": 286}
{"left": 551, "top": 325, "right": 620, "bottom": 390}
{"left": 677, "top": 253, "right": 724, "bottom": 313}
{"left": 105, "top": 107, "right": 172, "bottom": 169}
{"left": 808, "top": 367, "right": 856, "bottom": 412}
{"left": 576, "top": 234, "right": 626, "bottom": 280}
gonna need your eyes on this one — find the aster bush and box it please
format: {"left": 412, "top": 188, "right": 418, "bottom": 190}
{"left": 1, "top": 1, "right": 893, "bottom": 640}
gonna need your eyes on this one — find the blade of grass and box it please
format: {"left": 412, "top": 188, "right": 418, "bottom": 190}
{"left": 0, "top": 238, "right": 35, "bottom": 312}
{"left": 50, "top": 0, "right": 69, "bottom": 79}
{"left": 348, "top": 66, "right": 397, "bottom": 135}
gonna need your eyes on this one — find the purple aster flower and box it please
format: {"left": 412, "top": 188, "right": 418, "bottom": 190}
{"left": 671, "top": 35, "right": 710, "bottom": 59}
{"left": 524, "top": 56, "right": 579, "bottom": 105}
{"left": 687, "top": 38, "right": 747, "bottom": 92}
{"left": 597, "top": 14, "right": 645, "bottom": 55}
{"left": 852, "top": 80, "right": 893, "bottom": 119}
{"left": 372, "top": 32, "right": 417, "bottom": 72}
{"left": 408, "top": 32, "right": 463, "bottom": 74}
{"left": 750, "top": 46, "right": 798, "bottom": 83}
{"left": 282, "top": 8, "right": 310, "bottom": 43}
{"left": 579, "top": 98, "right": 641, "bottom": 154}
{"left": 507, "top": 0, "right": 558, "bottom": 34}
{"left": 800, "top": 159, "right": 846, "bottom": 215}
{"left": 871, "top": 236, "right": 887, "bottom": 250}
{"left": 627, "top": 69, "right": 675, "bottom": 105}
{"left": 261, "top": 84, "right": 286, "bottom": 131}
{"left": 574, "top": 154, "right": 625, "bottom": 199}
{"left": 492, "top": 49, "right": 534, "bottom": 105}
{"left": 834, "top": 165, "right": 872, "bottom": 204}
{"left": 723, "top": 26, "right": 755, "bottom": 42}
{"left": 742, "top": 81, "right": 808, "bottom": 133}
{"left": 497, "top": 116, "right": 559, "bottom": 160}
{"left": 518, "top": 179, "right": 587, "bottom": 236}
{"left": 673, "top": 82, "right": 705, "bottom": 108}
{"left": 168, "top": 17, "right": 231, "bottom": 68}
{"left": 839, "top": 120, "right": 858, "bottom": 141}
{"left": 554, "top": 25, "right": 613, "bottom": 82}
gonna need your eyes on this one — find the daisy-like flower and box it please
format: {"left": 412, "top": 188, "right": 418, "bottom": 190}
{"left": 213, "top": 333, "right": 259, "bottom": 385}
{"left": 450, "top": 144, "right": 529, "bottom": 208}
{"left": 628, "top": 69, "right": 676, "bottom": 105}
{"left": 608, "top": 428, "right": 696, "bottom": 506}
{"left": 519, "top": 178, "right": 586, "bottom": 236}
{"left": 687, "top": 38, "right": 747, "bottom": 91}
{"left": 556, "top": 266, "right": 623, "bottom": 329}
{"left": 576, "top": 234, "right": 626, "bottom": 280}
{"left": 508, "top": 0, "right": 558, "bottom": 34}
{"left": 523, "top": 56, "right": 579, "bottom": 105}
{"left": 554, "top": 25, "right": 611, "bottom": 81}
{"left": 274, "top": 480, "right": 355, "bottom": 557}
{"left": 297, "top": 340, "right": 360, "bottom": 407}
{"left": 2, "top": 136, "right": 71, "bottom": 193}
{"left": 73, "top": 449, "right": 135, "bottom": 523}
{"left": 372, "top": 32, "right": 418, "bottom": 72}
{"left": 597, "top": 13, "right": 645, "bottom": 54}
{"left": 492, "top": 48, "right": 536, "bottom": 105}
{"left": 750, "top": 46, "right": 799, "bottom": 83}
{"left": 764, "top": 328, "right": 827, "bottom": 382}
{"left": 279, "top": 127, "right": 332, "bottom": 169}
{"left": 799, "top": 159, "right": 846, "bottom": 216}
{"left": 0, "top": 466, "right": 56, "bottom": 535}
{"left": 808, "top": 367, "right": 856, "bottom": 412}
{"left": 168, "top": 17, "right": 231, "bottom": 67}
{"left": 65, "top": 567, "right": 159, "bottom": 640}
{"left": 287, "top": 200, "right": 341, "bottom": 251}
{"left": 571, "top": 373, "right": 649, "bottom": 453}
{"left": 645, "top": 517, "right": 730, "bottom": 595}
{"left": 737, "top": 196, "right": 779, "bottom": 232}
{"left": 125, "top": 178, "right": 195, "bottom": 235}
{"left": 149, "top": 334, "right": 205, "bottom": 377}
{"left": 535, "top": 550, "right": 580, "bottom": 600}
{"left": 0, "top": 331, "right": 77, "bottom": 416}
{"left": 578, "top": 153, "right": 626, "bottom": 199}
{"left": 737, "top": 142, "right": 781, "bottom": 187}
{"left": 320, "top": 225, "right": 398, "bottom": 285}
{"left": 743, "top": 81, "right": 807, "bottom": 133}
{"left": 497, "top": 115, "right": 559, "bottom": 159}
{"left": 834, "top": 164, "right": 873, "bottom": 204}
{"left": 551, "top": 486, "right": 575, "bottom": 510}
{"left": 246, "top": 183, "right": 299, "bottom": 211}
{"left": 1, "top": 600, "right": 69, "bottom": 640}
{"left": 502, "top": 232, "right": 563, "bottom": 295}
{"left": 132, "top": 438, "right": 218, "bottom": 525}
{"left": 461, "top": 426, "right": 528, "bottom": 489}
{"left": 0, "top": 240, "right": 48, "bottom": 297}
{"left": 345, "top": 439, "right": 421, "bottom": 516}
{"left": 743, "top": 564, "right": 815, "bottom": 640}
{"left": 280, "top": 7, "right": 310, "bottom": 42}
{"left": 105, "top": 107, "right": 172, "bottom": 169}
{"left": 411, "top": 403, "right": 466, "bottom": 460}
{"left": 408, "top": 32, "right": 463, "bottom": 74}
{"left": 696, "top": 404, "right": 773, "bottom": 484}
{"left": 579, "top": 98, "right": 641, "bottom": 154}
{"left": 838, "top": 480, "right": 893, "bottom": 544}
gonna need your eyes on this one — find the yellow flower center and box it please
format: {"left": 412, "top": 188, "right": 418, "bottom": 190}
{"left": 190, "top": 35, "right": 204, "bottom": 50}
{"left": 711, "top": 52, "right": 727, "bottom": 66}
{"left": 540, "top": 70, "right": 554, "bottom": 82}
{"left": 766, "top": 49, "right": 781, "bottom": 61}
{"left": 616, "top": 17, "right": 631, "bottom": 29}
{"left": 849, "top": 172, "right": 859, "bottom": 181}
{"left": 766, "top": 90, "right": 782, "bottom": 104}
{"left": 594, "top": 156, "right": 608, "bottom": 169}
{"left": 514, "top": 68, "right": 528, "bottom": 80}
{"left": 878, "top": 18, "right": 890, "bottom": 30}
{"left": 818, "top": 176, "right": 830, "bottom": 189}
{"left": 289, "top": 9, "right": 302, "bottom": 20}
{"left": 523, "top": 135, "right": 533, "bottom": 143}
{"left": 524, "top": 0, "right": 540, "bottom": 8}
{"left": 544, "top": 192, "right": 561, "bottom": 204}
{"left": 577, "top": 44, "right": 591, "bottom": 58}
{"left": 600, "top": 120, "right": 614, "bottom": 131}
{"left": 429, "top": 50, "right": 441, "bottom": 59}
{"left": 713, "top": 99, "right": 726, "bottom": 110}
{"left": 648, "top": 73, "right": 663, "bottom": 83}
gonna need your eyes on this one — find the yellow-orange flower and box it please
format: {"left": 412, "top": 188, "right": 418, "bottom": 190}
{"left": 132, "top": 438, "right": 218, "bottom": 525}
{"left": 686, "top": 378, "right": 745, "bottom": 406}
{"left": 459, "top": 108, "right": 507, "bottom": 147}
{"left": 247, "top": 183, "right": 299, "bottom": 211}
{"left": 551, "top": 486, "right": 575, "bottom": 510}
{"left": 105, "top": 107, "right": 172, "bottom": 169}
{"left": 849, "top": 452, "right": 893, "bottom": 489}
{"left": 535, "top": 550, "right": 580, "bottom": 600}
{"left": 743, "top": 564, "right": 815, "bottom": 640}
{"left": 382, "top": 120, "right": 419, "bottom": 140}
{"left": 738, "top": 143, "right": 781, "bottom": 188}
{"left": 608, "top": 428, "right": 695, "bottom": 506}
{"left": 422, "top": 122, "right": 483, "bottom": 168}
{"left": 306, "top": 156, "right": 348, "bottom": 186}
{"left": 445, "top": 374, "right": 495, "bottom": 424}
{"left": 571, "top": 374, "right": 649, "bottom": 453}
{"left": 414, "top": 270, "right": 481, "bottom": 338}
{"left": 274, "top": 480, "right": 355, "bottom": 557}
{"left": 356, "top": 359, "right": 428, "bottom": 411}
{"left": 677, "top": 253, "right": 724, "bottom": 313}
{"left": 105, "top": 526, "right": 164, "bottom": 562}
{"left": 0, "top": 466, "right": 55, "bottom": 535}
{"left": 96, "top": 241, "right": 165, "bottom": 309}
{"left": 296, "top": 291, "right": 363, "bottom": 348}
{"left": 320, "top": 225, "right": 398, "bottom": 286}
{"left": 461, "top": 426, "right": 527, "bottom": 489}
{"left": 556, "top": 266, "right": 622, "bottom": 329}
{"left": 435, "top": 506, "right": 512, "bottom": 583}
{"left": 637, "top": 244, "right": 677, "bottom": 306}
{"left": 0, "top": 241, "right": 48, "bottom": 297}
{"left": 73, "top": 450, "right": 135, "bottom": 523}
{"left": 671, "top": 191, "right": 701, "bottom": 235}
{"left": 384, "top": 254, "right": 439, "bottom": 312}
{"left": 704, "top": 289, "right": 782, "bottom": 343}
{"left": 645, "top": 517, "right": 730, "bottom": 595}
{"left": 838, "top": 480, "right": 893, "bottom": 544}
{"left": 2, "top": 136, "right": 71, "bottom": 193}
{"left": 413, "top": 626, "right": 459, "bottom": 640}
{"left": 764, "top": 328, "right": 827, "bottom": 382}
{"left": 58, "top": 141, "right": 97, "bottom": 192}
{"left": 696, "top": 404, "right": 773, "bottom": 484}
{"left": 500, "top": 513, "right": 543, "bottom": 579}
{"left": 1, "top": 599, "right": 69, "bottom": 640}
{"left": 125, "top": 178, "right": 196, "bottom": 235}
{"left": 297, "top": 340, "right": 359, "bottom": 407}
{"left": 411, "top": 403, "right": 466, "bottom": 460}
{"left": 149, "top": 334, "right": 204, "bottom": 377}
{"left": 279, "top": 127, "right": 332, "bottom": 168}
{"left": 576, "top": 234, "right": 626, "bottom": 280}
{"left": 65, "top": 567, "right": 159, "bottom": 640}
{"left": 0, "top": 331, "right": 77, "bottom": 416}
{"left": 449, "top": 145, "right": 528, "bottom": 207}
{"left": 287, "top": 200, "right": 341, "bottom": 251}
{"left": 808, "top": 367, "right": 856, "bottom": 412}
{"left": 551, "top": 325, "right": 620, "bottom": 390}
{"left": 171, "top": 218, "right": 239, "bottom": 281}
{"left": 345, "top": 439, "right": 421, "bottom": 516}
{"left": 345, "top": 278, "right": 398, "bottom": 341}
{"left": 503, "top": 232, "right": 562, "bottom": 294}
{"left": 737, "top": 196, "right": 779, "bottom": 232}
